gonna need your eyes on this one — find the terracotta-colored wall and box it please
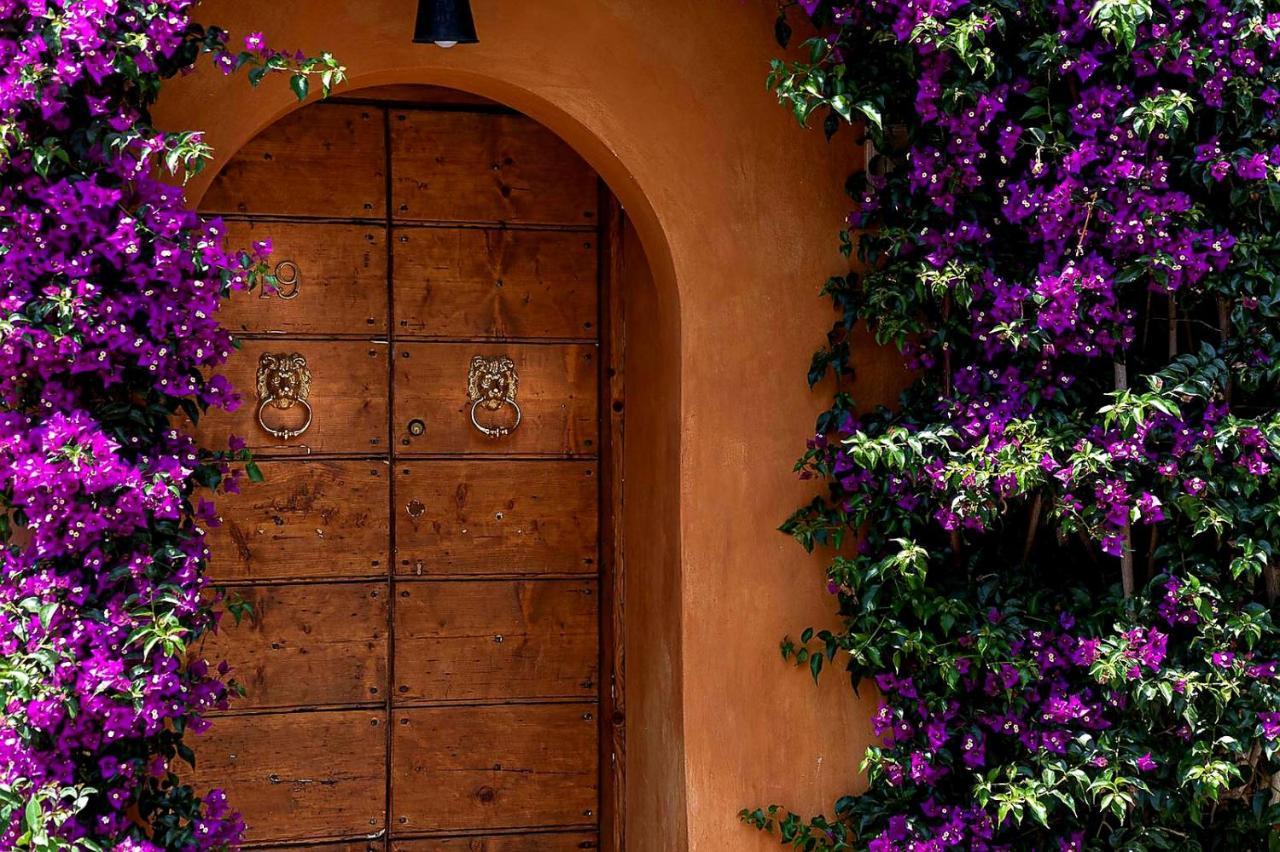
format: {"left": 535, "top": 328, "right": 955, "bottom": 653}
{"left": 156, "top": 1, "right": 879, "bottom": 848}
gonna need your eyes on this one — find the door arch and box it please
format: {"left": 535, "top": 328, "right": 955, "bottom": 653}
{"left": 189, "top": 85, "right": 653, "bottom": 850}
{"left": 161, "top": 5, "right": 876, "bottom": 846}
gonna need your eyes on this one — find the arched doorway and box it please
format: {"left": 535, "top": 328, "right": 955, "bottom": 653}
{"left": 159, "top": 4, "right": 875, "bottom": 844}
{"left": 189, "top": 85, "right": 635, "bottom": 850}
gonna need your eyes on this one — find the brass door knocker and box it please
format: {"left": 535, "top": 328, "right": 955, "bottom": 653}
{"left": 256, "top": 352, "right": 313, "bottom": 440}
{"left": 467, "top": 355, "right": 521, "bottom": 438}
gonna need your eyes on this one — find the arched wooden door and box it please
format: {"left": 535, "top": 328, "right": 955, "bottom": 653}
{"left": 190, "top": 87, "right": 616, "bottom": 851}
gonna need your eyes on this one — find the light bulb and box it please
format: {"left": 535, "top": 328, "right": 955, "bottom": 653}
{"left": 435, "top": 40, "right": 458, "bottom": 48}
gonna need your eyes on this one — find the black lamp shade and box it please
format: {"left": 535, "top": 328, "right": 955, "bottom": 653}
{"left": 413, "top": 0, "right": 479, "bottom": 45}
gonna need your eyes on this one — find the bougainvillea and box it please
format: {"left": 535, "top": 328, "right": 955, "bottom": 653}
{"left": 747, "top": 0, "right": 1280, "bottom": 848}
{"left": 0, "top": 2, "right": 340, "bottom": 848}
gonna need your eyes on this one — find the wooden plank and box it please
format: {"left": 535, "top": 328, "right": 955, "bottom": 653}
{"left": 201, "top": 103, "right": 386, "bottom": 218}
{"left": 337, "top": 84, "right": 502, "bottom": 108}
{"left": 393, "top": 228, "right": 597, "bottom": 340}
{"left": 191, "top": 341, "right": 388, "bottom": 456}
{"left": 207, "top": 461, "right": 388, "bottom": 582}
{"left": 392, "top": 833, "right": 598, "bottom": 850}
{"left": 390, "top": 111, "right": 596, "bottom": 226}
{"left": 252, "top": 843, "right": 379, "bottom": 852}
{"left": 393, "top": 343, "right": 597, "bottom": 456}
{"left": 199, "top": 583, "right": 387, "bottom": 710}
{"left": 190, "top": 710, "right": 386, "bottom": 844}
{"left": 394, "top": 579, "right": 597, "bottom": 703}
{"left": 245, "top": 839, "right": 373, "bottom": 844}
{"left": 218, "top": 221, "right": 387, "bottom": 336}
{"left": 391, "top": 704, "right": 598, "bottom": 833}
{"left": 599, "top": 193, "right": 627, "bottom": 852}
{"left": 395, "top": 461, "right": 597, "bottom": 576}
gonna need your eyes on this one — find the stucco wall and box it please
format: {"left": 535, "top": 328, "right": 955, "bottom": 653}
{"left": 156, "top": 1, "right": 878, "bottom": 848}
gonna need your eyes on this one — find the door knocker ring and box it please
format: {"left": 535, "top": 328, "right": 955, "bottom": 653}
{"left": 256, "top": 352, "right": 313, "bottom": 440}
{"left": 467, "top": 355, "right": 522, "bottom": 439}
{"left": 470, "top": 396, "right": 522, "bottom": 438}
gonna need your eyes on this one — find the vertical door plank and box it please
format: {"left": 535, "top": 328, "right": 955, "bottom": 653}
{"left": 394, "top": 579, "right": 598, "bottom": 703}
{"left": 207, "top": 461, "right": 388, "bottom": 582}
{"left": 393, "top": 228, "right": 597, "bottom": 340}
{"left": 390, "top": 111, "right": 597, "bottom": 226}
{"left": 199, "top": 582, "right": 387, "bottom": 710}
{"left": 600, "top": 193, "right": 628, "bottom": 852}
{"left": 391, "top": 705, "right": 598, "bottom": 833}
{"left": 190, "top": 710, "right": 386, "bottom": 844}
{"left": 395, "top": 461, "right": 597, "bottom": 577}
{"left": 201, "top": 104, "right": 385, "bottom": 218}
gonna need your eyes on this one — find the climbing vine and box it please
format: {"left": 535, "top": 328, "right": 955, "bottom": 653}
{"left": 0, "top": 2, "right": 340, "bottom": 848}
{"left": 747, "top": 0, "right": 1280, "bottom": 848}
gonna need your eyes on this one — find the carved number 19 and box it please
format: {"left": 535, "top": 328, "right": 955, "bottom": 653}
{"left": 261, "top": 260, "right": 302, "bottom": 300}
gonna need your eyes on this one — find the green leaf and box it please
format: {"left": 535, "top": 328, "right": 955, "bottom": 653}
{"left": 809, "top": 652, "right": 824, "bottom": 683}
{"left": 854, "top": 101, "right": 882, "bottom": 131}
{"left": 774, "top": 14, "right": 792, "bottom": 49}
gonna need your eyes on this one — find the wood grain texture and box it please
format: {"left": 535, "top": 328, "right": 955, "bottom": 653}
{"left": 201, "top": 104, "right": 385, "bottom": 218}
{"left": 191, "top": 710, "right": 386, "bottom": 844}
{"left": 395, "top": 461, "right": 597, "bottom": 576}
{"left": 200, "top": 583, "right": 387, "bottom": 710}
{"left": 218, "top": 221, "right": 387, "bottom": 336}
{"left": 393, "top": 343, "right": 598, "bottom": 456}
{"left": 390, "top": 704, "right": 598, "bottom": 833}
{"left": 393, "top": 228, "right": 597, "bottom": 340}
{"left": 208, "top": 461, "right": 388, "bottom": 582}
{"left": 191, "top": 341, "right": 388, "bottom": 456}
{"left": 394, "top": 579, "right": 598, "bottom": 703}
{"left": 600, "top": 194, "right": 628, "bottom": 852}
{"left": 190, "top": 100, "right": 613, "bottom": 848}
{"left": 390, "top": 111, "right": 596, "bottom": 226}
{"left": 391, "top": 833, "right": 599, "bottom": 850}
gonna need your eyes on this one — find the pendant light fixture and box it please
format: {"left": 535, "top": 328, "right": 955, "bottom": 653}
{"left": 413, "top": 0, "right": 479, "bottom": 48}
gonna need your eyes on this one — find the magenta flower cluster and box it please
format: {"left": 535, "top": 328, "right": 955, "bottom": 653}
{"left": 0, "top": 2, "right": 338, "bottom": 848}
{"left": 750, "top": 0, "right": 1280, "bottom": 849}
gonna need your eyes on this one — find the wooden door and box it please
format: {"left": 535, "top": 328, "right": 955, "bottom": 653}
{"left": 191, "top": 90, "right": 611, "bottom": 850}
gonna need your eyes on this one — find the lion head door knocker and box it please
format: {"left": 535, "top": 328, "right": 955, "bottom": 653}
{"left": 256, "top": 352, "right": 313, "bottom": 440}
{"left": 467, "top": 355, "right": 521, "bottom": 438}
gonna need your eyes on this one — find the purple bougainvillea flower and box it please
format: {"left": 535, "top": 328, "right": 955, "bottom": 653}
{"left": 1236, "top": 153, "right": 1269, "bottom": 180}
{"left": 0, "top": 3, "right": 341, "bottom": 848}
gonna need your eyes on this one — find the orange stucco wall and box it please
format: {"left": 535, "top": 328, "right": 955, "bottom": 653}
{"left": 156, "top": 1, "right": 879, "bottom": 848}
